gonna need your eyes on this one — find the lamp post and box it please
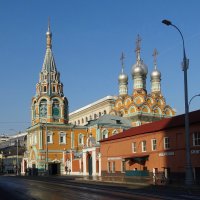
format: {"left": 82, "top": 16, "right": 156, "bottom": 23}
{"left": 189, "top": 94, "right": 200, "bottom": 107}
{"left": 42, "top": 121, "right": 48, "bottom": 175}
{"left": 162, "top": 19, "right": 194, "bottom": 185}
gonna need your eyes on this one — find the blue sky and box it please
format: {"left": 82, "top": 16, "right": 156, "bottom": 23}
{"left": 0, "top": 0, "right": 200, "bottom": 134}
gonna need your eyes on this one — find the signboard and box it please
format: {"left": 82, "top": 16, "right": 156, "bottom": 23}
{"left": 159, "top": 152, "right": 174, "bottom": 157}
{"left": 191, "top": 150, "right": 200, "bottom": 154}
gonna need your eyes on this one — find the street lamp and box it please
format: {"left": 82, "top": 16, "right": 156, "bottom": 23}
{"left": 189, "top": 94, "right": 200, "bottom": 107}
{"left": 42, "top": 120, "right": 48, "bottom": 175}
{"left": 162, "top": 19, "right": 194, "bottom": 185}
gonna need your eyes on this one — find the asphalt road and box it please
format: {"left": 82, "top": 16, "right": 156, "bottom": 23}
{"left": 0, "top": 175, "right": 199, "bottom": 200}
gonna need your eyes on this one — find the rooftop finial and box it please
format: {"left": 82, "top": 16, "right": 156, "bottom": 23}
{"left": 46, "top": 17, "right": 52, "bottom": 49}
{"left": 48, "top": 17, "right": 51, "bottom": 32}
{"left": 152, "top": 48, "right": 158, "bottom": 69}
{"left": 120, "top": 52, "right": 125, "bottom": 73}
{"left": 135, "top": 34, "right": 141, "bottom": 61}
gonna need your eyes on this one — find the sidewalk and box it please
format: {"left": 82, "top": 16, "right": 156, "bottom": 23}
{"left": 73, "top": 175, "right": 200, "bottom": 194}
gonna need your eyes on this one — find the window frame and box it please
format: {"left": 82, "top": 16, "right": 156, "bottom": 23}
{"left": 151, "top": 139, "right": 157, "bottom": 151}
{"left": 164, "top": 137, "right": 170, "bottom": 149}
{"left": 193, "top": 132, "right": 200, "bottom": 146}
{"left": 47, "top": 132, "right": 53, "bottom": 144}
{"left": 142, "top": 140, "right": 147, "bottom": 152}
{"left": 132, "top": 142, "right": 136, "bottom": 153}
{"left": 78, "top": 133, "right": 84, "bottom": 146}
{"left": 59, "top": 132, "right": 66, "bottom": 144}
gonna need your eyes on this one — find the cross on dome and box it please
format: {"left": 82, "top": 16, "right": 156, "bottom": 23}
{"left": 135, "top": 34, "right": 142, "bottom": 60}
{"left": 152, "top": 48, "right": 158, "bottom": 69}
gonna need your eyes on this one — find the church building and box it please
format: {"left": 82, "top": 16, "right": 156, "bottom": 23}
{"left": 110, "top": 35, "right": 175, "bottom": 126}
{"left": 25, "top": 22, "right": 88, "bottom": 175}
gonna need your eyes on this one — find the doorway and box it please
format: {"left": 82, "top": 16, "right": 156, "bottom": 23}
{"left": 49, "top": 163, "right": 60, "bottom": 175}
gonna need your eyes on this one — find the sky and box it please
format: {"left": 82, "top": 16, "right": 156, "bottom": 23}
{"left": 0, "top": 0, "right": 200, "bottom": 134}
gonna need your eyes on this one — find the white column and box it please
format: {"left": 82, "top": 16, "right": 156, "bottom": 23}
{"left": 83, "top": 151, "right": 87, "bottom": 175}
{"left": 98, "top": 154, "right": 101, "bottom": 176}
{"left": 39, "top": 130, "right": 43, "bottom": 149}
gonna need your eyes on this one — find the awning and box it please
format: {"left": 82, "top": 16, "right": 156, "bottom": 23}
{"left": 123, "top": 154, "right": 149, "bottom": 163}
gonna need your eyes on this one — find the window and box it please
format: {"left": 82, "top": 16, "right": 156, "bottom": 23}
{"left": 151, "top": 139, "right": 157, "bottom": 151}
{"left": 52, "top": 99, "right": 60, "bottom": 119}
{"left": 142, "top": 140, "right": 146, "bottom": 152}
{"left": 102, "top": 129, "right": 108, "bottom": 139}
{"left": 94, "top": 114, "right": 97, "bottom": 119}
{"left": 33, "top": 132, "right": 37, "bottom": 145}
{"left": 104, "top": 110, "right": 107, "bottom": 115}
{"left": 59, "top": 132, "right": 66, "bottom": 144}
{"left": 112, "top": 130, "right": 118, "bottom": 135}
{"left": 82, "top": 118, "right": 84, "bottom": 124}
{"left": 108, "top": 161, "right": 111, "bottom": 173}
{"left": 122, "top": 160, "right": 126, "bottom": 173}
{"left": 44, "top": 86, "right": 47, "bottom": 92}
{"left": 193, "top": 132, "right": 200, "bottom": 146}
{"left": 39, "top": 99, "right": 47, "bottom": 117}
{"left": 132, "top": 142, "right": 136, "bottom": 153}
{"left": 112, "top": 162, "right": 115, "bottom": 173}
{"left": 53, "top": 86, "right": 56, "bottom": 92}
{"left": 164, "top": 137, "right": 170, "bottom": 149}
{"left": 99, "top": 112, "right": 101, "bottom": 117}
{"left": 47, "top": 133, "right": 53, "bottom": 144}
{"left": 78, "top": 134, "right": 84, "bottom": 145}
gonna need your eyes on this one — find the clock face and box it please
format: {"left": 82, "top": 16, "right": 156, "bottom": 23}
{"left": 40, "top": 104, "right": 47, "bottom": 117}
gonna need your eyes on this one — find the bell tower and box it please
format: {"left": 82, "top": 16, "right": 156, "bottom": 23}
{"left": 31, "top": 21, "right": 68, "bottom": 125}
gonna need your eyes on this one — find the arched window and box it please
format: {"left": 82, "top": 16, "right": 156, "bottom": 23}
{"left": 82, "top": 118, "right": 84, "bottom": 124}
{"left": 99, "top": 112, "right": 101, "bottom": 117}
{"left": 102, "top": 129, "right": 108, "bottom": 139}
{"left": 78, "top": 134, "right": 84, "bottom": 145}
{"left": 78, "top": 120, "right": 80, "bottom": 125}
{"left": 112, "top": 130, "right": 118, "bottom": 135}
{"left": 44, "top": 86, "right": 47, "bottom": 92}
{"left": 39, "top": 99, "right": 47, "bottom": 117}
{"left": 86, "top": 117, "right": 88, "bottom": 122}
{"left": 94, "top": 113, "right": 97, "bottom": 119}
{"left": 104, "top": 110, "right": 107, "bottom": 115}
{"left": 52, "top": 99, "right": 60, "bottom": 119}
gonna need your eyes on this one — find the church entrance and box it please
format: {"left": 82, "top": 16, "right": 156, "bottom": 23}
{"left": 48, "top": 163, "right": 60, "bottom": 175}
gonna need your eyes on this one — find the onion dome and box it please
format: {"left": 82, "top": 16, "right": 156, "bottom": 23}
{"left": 151, "top": 68, "right": 161, "bottom": 80}
{"left": 131, "top": 60, "right": 148, "bottom": 78}
{"left": 151, "top": 49, "right": 161, "bottom": 93}
{"left": 118, "top": 52, "right": 128, "bottom": 83}
{"left": 151, "top": 49, "right": 161, "bottom": 80}
{"left": 118, "top": 71, "right": 128, "bottom": 83}
{"left": 131, "top": 35, "right": 148, "bottom": 79}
